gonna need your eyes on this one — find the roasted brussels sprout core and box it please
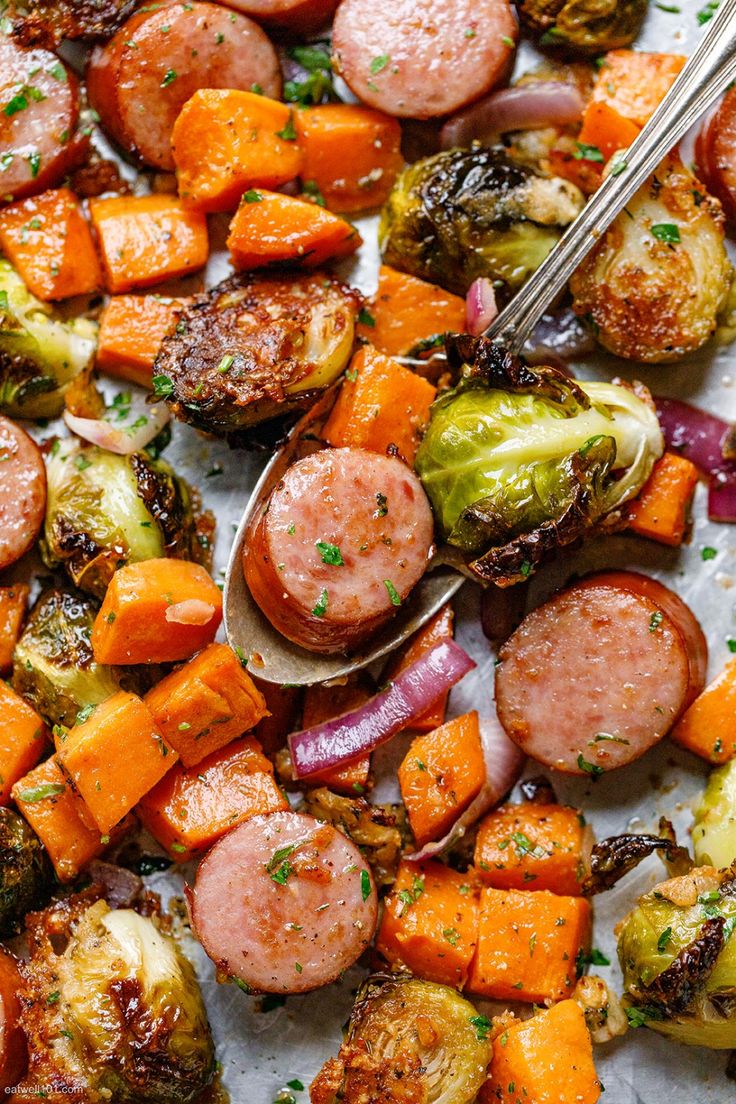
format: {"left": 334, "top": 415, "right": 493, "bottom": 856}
{"left": 42, "top": 441, "right": 203, "bottom": 597}
{"left": 517, "top": 0, "right": 648, "bottom": 55}
{"left": 570, "top": 154, "right": 733, "bottom": 362}
{"left": 0, "top": 808, "right": 51, "bottom": 938}
{"left": 573, "top": 975, "right": 629, "bottom": 1043}
{"left": 155, "top": 271, "right": 361, "bottom": 441}
{"left": 13, "top": 587, "right": 122, "bottom": 727}
{"left": 414, "top": 337, "right": 663, "bottom": 583}
{"left": 20, "top": 897, "right": 215, "bottom": 1102}
{"left": 379, "top": 147, "right": 584, "bottom": 298}
{"left": 310, "top": 976, "right": 491, "bottom": 1104}
{"left": 0, "top": 259, "right": 98, "bottom": 420}
{"left": 693, "top": 758, "right": 736, "bottom": 870}
{"left": 618, "top": 866, "right": 736, "bottom": 1048}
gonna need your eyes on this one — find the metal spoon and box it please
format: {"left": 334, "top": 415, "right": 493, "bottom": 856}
{"left": 224, "top": 4, "right": 736, "bottom": 685}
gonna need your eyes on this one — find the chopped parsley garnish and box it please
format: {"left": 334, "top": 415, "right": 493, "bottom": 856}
{"left": 18, "top": 782, "right": 65, "bottom": 803}
{"left": 701, "top": 546, "right": 717, "bottom": 560}
{"left": 384, "top": 579, "right": 401, "bottom": 606}
{"left": 577, "top": 754, "right": 604, "bottom": 778}
{"left": 152, "top": 374, "right": 174, "bottom": 398}
{"left": 161, "top": 68, "right": 178, "bottom": 87}
{"left": 374, "top": 492, "right": 388, "bottom": 517}
{"left": 360, "top": 870, "right": 371, "bottom": 901}
{"left": 276, "top": 112, "right": 298, "bottom": 141}
{"left": 357, "top": 307, "right": 375, "bottom": 327}
{"left": 243, "top": 189, "right": 263, "bottom": 203}
{"left": 651, "top": 223, "right": 680, "bottom": 244}
{"left": 574, "top": 142, "right": 604, "bottom": 162}
{"left": 316, "top": 540, "right": 344, "bottom": 566}
{"left": 369, "top": 54, "right": 390, "bottom": 75}
{"left": 312, "top": 588, "right": 329, "bottom": 617}
{"left": 657, "top": 927, "right": 673, "bottom": 952}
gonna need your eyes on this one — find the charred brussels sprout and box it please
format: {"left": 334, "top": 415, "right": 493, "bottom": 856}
{"left": 0, "top": 808, "right": 51, "bottom": 938}
{"left": 0, "top": 259, "right": 97, "bottom": 420}
{"left": 23, "top": 898, "right": 215, "bottom": 1102}
{"left": 379, "top": 147, "right": 584, "bottom": 298}
{"left": 155, "top": 270, "right": 360, "bottom": 442}
{"left": 570, "top": 154, "right": 733, "bottom": 362}
{"left": 414, "top": 337, "right": 663, "bottom": 583}
{"left": 618, "top": 866, "right": 736, "bottom": 1048}
{"left": 693, "top": 759, "right": 736, "bottom": 870}
{"left": 310, "top": 975, "right": 491, "bottom": 1104}
{"left": 42, "top": 441, "right": 203, "bottom": 597}
{"left": 13, "top": 587, "right": 122, "bottom": 727}
{"left": 517, "top": 0, "right": 648, "bottom": 55}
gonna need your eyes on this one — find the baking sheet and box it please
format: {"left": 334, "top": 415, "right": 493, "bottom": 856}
{"left": 13, "top": 3, "right": 736, "bottom": 1100}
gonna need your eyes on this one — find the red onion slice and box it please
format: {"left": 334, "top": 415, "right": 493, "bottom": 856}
{"left": 406, "top": 713, "right": 525, "bottom": 861}
{"left": 466, "top": 277, "right": 498, "bottom": 336}
{"left": 64, "top": 397, "right": 170, "bottom": 456}
{"left": 708, "top": 473, "right": 736, "bottom": 522}
{"left": 288, "top": 640, "right": 476, "bottom": 779}
{"left": 655, "top": 396, "right": 733, "bottom": 474}
{"left": 441, "top": 82, "right": 584, "bottom": 150}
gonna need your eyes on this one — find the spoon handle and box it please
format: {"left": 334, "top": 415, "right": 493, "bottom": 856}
{"left": 485, "top": 0, "right": 736, "bottom": 352}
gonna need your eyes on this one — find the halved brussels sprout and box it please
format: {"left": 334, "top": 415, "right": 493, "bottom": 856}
{"left": 42, "top": 441, "right": 205, "bottom": 597}
{"left": 570, "top": 154, "right": 733, "bottom": 362}
{"left": 154, "top": 270, "right": 361, "bottom": 441}
{"left": 0, "top": 808, "right": 51, "bottom": 938}
{"left": 693, "top": 759, "right": 736, "bottom": 870}
{"left": 618, "top": 866, "right": 736, "bottom": 1048}
{"left": 414, "top": 337, "right": 663, "bottom": 583}
{"left": 23, "top": 898, "right": 215, "bottom": 1102}
{"left": 12, "top": 587, "right": 122, "bottom": 727}
{"left": 379, "top": 147, "right": 584, "bottom": 298}
{"left": 0, "top": 259, "right": 98, "bottom": 420}
{"left": 310, "top": 975, "right": 491, "bottom": 1104}
{"left": 517, "top": 0, "right": 647, "bottom": 55}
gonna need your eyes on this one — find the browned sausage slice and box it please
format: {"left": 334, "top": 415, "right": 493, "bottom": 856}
{"left": 189, "top": 810, "right": 378, "bottom": 993}
{"left": 332, "top": 0, "right": 518, "bottom": 119}
{"left": 495, "top": 574, "right": 693, "bottom": 775}
{"left": 576, "top": 571, "right": 707, "bottom": 710}
{"left": 0, "top": 417, "right": 46, "bottom": 572}
{"left": 243, "top": 447, "right": 435, "bottom": 653}
{"left": 0, "top": 948, "right": 27, "bottom": 1091}
{"left": 0, "top": 38, "right": 86, "bottom": 202}
{"left": 225, "top": 0, "right": 339, "bottom": 34}
{"left": 697, "top": 87, "right": 736, "bottom": 224}
{"left": 86, "top": 1, "right": 282, "bottom": 171}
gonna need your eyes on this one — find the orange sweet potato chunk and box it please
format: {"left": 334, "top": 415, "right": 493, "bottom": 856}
{"left": 137, "top": 736, "right": 288, "bottom": 860}
{"left": 96, "top": 294, "right": 190, "bottom": 389}
{"left": 144, "top": 643, "right": 268, "bottom": 768}
{"left": 671, "top": 657, "right": 736, "bottom": 763}
{"left": 56, "top": 690, "right": 176, "bottom": 834}
{"left": 467, "top": 886, "right": 591, "bottom": 1004}
{"left": 0, "top": 680, "right": 47, "bottom": 806}
{"left": 377, "top": 859, "right": 479, "bottom": 988}
{"left": 475, "top": 803, "right": 588, "bottom": 895}
{"left": 0, "top": 584, "right": 28, "bottom": 674}
{"left": 399, "top": 711, "right": 485, "bottom": 848}
{"left": 356, "top": 265, "right": 466, "bottom": 356}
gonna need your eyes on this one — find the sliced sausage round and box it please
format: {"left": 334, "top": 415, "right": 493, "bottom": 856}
{"left": 243, "top": 447, "right": 435, "bottom": 654}
{"left": 576, "top": 571, "right": 707, "bottom": 710}
{"left": 189, "top": 810, "right": 378, "bottom": 994}
{"left": 0, "top": 948, "right": 27, "bottom": 1091}
{"left": 0, "top": 38, "right": 87, "bottom": 202}
{"left": 697, "top": 88, "right": 736, "bottom": 223}
{"left": 332, "top": 0, "right": 518, "bottom": 119}
{"left": 495, "top": 573, "right": 693, "bottom": 775}
{"left": 86, "top": 1, "right": 282, "bottom": 171}
{"left": 0, "top": 417, "right": 46, "bottom": 572}
{"left": 224, "top": 0, "right": 339, "bottom": 34}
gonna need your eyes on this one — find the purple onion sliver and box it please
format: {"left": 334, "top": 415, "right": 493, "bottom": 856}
{"left": 288, "top": 639, "right": 476, "bottom": 778}
{"left": 466, "top": 277, "right": 498, "bottom": 337}
{"left": 654, "top": 396, "right": 733, "bottom": 475}
{"left": 440, "top": 82, "right": 584, "bottom": 150}
{"left": 708, "top": 473, "right": 736, "bottom": 523}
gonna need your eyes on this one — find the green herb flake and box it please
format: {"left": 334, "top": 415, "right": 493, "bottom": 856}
{"left": 369, "top": 55, "right": 390, "bottom": 75}
{"left": 701, "top": 546, "right": 718, "bottom": 560}
{"left": 470, "top": 1014, "right": 492, "bottom": 1041}
{"left": 312, "top": 588, "right": 329, "bottom": 617}
{"left": 651, "top": 223, "right": 681, "bottom": 244}
{"left": 316, "top": 540, "right": 344, "bottom": 566}
{"left": 243, "top": 189, "right": 263, "bottom": 203}
{"left": 574, "top": 142, "right": 604, "bottom": 162}
{"left": 649, "top": 611, "right": 663, "bottom": 632}
{"left": 358, "top": 307, "right": 375, "bottom": 327}
{"left": 500, "top": 34, "right": 514, "bottom": 46}
{"left": 18, "top": 782, "right": 65, "bottom": 803}
{"left": 276, "top": 112, "right": 297, "bottom": 141}
{"left": 657, "top": 926, "right": 673, "bottom": 952}
{"left": 48, "top": 62, "right": 67, "bottom": 82}
{"left": 577, "top": 754, "right": 604, "bottom": 778}
{"left": 161, "top": 69, "right": 178, "bottom": 87}
{"left": 360, "top": 869, "right": 371, "bottom": 902}
{"left": 384, "top": 579, "right": 401, "bottom": 606}
{"left": 443, "top": 927, "right": 460, "bottom": 946}
{"left": 152, "top": 374, "right": 174, "bottom": 398}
